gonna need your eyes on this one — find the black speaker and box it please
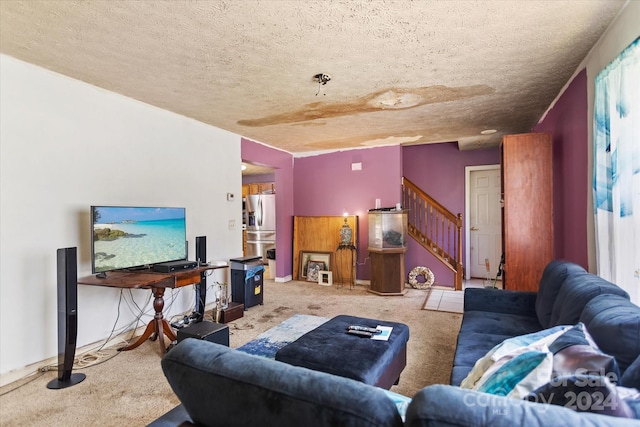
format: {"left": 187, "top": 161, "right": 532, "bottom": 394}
{"left": 47, "top": 247, "right": 86, "bottom": 389}
{"left": 194, "top": 236, "right": 207, "bottom": 318}
{"left": 195, "top": 235, "right": 206, "bottom": 264}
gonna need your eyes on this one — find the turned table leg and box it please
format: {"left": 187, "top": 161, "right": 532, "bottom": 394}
{"left": 120, "top": 287, "right": 176, "bottom": 352}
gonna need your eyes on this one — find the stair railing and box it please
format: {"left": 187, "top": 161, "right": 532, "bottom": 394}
{"left": 402, "top": 177, "right": 463, "bottom": 290}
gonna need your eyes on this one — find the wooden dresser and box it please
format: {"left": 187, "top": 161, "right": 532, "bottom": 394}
{"left": 501, "top": 133, "right": 554, "bottom": 292}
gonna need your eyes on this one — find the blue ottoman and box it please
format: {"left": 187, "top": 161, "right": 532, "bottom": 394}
{"left": 275, "top": 314, "right": 410, "bottom": 389}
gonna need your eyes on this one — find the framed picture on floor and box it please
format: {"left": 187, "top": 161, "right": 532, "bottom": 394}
{"left": 299, "top": 251, "right": 332, "bottom": 281}
{"left": 306, "top": 260, "right": 326, "bottom": 282}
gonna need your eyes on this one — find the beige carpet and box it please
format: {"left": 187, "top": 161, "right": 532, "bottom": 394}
{"left": 0, "top": 280, "right": 462, "bottom": 426}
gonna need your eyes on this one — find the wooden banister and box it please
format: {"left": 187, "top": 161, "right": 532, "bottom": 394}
{"left": 402, "top": 177, "right": 463, "bottom": 290}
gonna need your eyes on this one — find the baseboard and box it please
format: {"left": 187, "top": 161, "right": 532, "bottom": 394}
{"left": 274, "top": 275, "right": 292, "bottom": 283}
{"left": 0, "top": 301, "right": 221, "bottom": 388}
{"left": 0, "top": 323, "right": 150, "bottom": 388}
{"left": 355, "top": 279, "right": 370, "bottom": 286}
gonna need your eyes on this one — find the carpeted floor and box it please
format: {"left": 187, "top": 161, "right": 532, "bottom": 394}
{"left": 0, "top": 279, "right": 462, "bottom": 426}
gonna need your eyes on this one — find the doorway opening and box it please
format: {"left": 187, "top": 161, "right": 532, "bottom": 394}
{"left": 464, "top": 165, "right": 502, "bottom": 283}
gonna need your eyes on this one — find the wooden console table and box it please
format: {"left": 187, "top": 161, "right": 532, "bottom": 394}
{"left": 78, "top": 265, "right": 228, "bottom": 354}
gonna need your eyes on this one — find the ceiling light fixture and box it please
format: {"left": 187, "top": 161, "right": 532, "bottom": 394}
{"left": 313, "top": 73, "right": 331, "bottom": 96}
{"left": 313, "top": 73, "right": 331, "bottom": 85}
{"left": 480, "top": 129, "right": 497, "bottom": 135}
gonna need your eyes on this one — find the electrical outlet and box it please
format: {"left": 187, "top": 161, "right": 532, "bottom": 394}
{"left": 228, "top": 220, "right": 235, "bottom": 230}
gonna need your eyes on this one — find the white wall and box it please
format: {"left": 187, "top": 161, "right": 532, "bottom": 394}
{"left": 0, "top": 55, "right": 244, "bottom": 377}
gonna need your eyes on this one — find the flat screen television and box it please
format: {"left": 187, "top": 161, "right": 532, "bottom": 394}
{"left": 91, "top": 206, "right": 187, "bottom": 274}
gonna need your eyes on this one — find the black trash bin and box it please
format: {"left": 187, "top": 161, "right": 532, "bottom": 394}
{"left": 230, "top": 256, "right": 264, "bottom": 310}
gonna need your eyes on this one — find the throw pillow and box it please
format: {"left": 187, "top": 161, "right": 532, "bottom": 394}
{"left": 522, "top": 323, "right": 638, "bottom": 419}
{"left": 548, "top": 322, "right": 621, "bottom": 383}
{"left": 525, "top": 374, "right": 636, "bottom": 418}
{"left": 460, "top": 325, "right": 570, "bottom": 389}
{"left": 472, "top": 344, "right": 554, "bottom": 399}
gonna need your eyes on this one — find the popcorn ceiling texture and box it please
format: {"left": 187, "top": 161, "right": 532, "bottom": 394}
{"left": 0, "top": 0, "right": 624, "bottom": 153}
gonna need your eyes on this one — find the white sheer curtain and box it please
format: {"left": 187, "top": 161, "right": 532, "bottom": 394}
{"left": 593, "top": 37, "right": 640, "bottom": 305}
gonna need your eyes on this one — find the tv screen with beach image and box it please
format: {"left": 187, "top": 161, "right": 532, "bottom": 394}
{"left": 91, "top": 206, "right": 187, "bottom": 273}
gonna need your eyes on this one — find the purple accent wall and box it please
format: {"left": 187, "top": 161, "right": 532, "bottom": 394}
{"left": 293, "top": 146, "right": 403, "bottom": 280}
{"left": 402, "top": 143, "right": 500, "bottom": 286}
{"left": 244, "top": 96, "right": 591, "bottom": 283}
{"left": 241, "top": 138, "right": 294, "bottom": 278}
{"left": 533, "top": 69, "right": 589, "bottom": 269}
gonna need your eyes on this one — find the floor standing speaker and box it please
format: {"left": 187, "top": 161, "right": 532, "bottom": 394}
{"left": 47, "top": 247, "right": 86, "bottom": 389}
{"left": 195, "top": 236, "right": 207, "bottom": 317}
{"left": 195, "top": 235, "right": 207, "bottom": 265}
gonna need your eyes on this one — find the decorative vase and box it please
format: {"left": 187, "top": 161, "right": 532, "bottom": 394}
{"left": 340, "top": 220, "right": 352, "bottom": 245}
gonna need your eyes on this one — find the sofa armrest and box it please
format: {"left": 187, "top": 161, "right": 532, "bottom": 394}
{"left": 405, "top": 385, "right": 637, "bottom": 427}
{"left": 464, "top": 288, "right": 537, "bottom": 318}
{"left": 162, "top": 338, "right": 403, "bottom": 427}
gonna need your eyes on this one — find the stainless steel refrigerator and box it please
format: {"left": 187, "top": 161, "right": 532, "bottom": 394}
{"left": 245, "top": 194, "right": 276, "bottom": 263}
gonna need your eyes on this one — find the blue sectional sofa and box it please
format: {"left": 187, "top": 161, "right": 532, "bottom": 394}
{"left": 406, "top": 260, "right": 640, "bottom": 426}
{"left": 156, "top": 260, "right": 640, "bottom": 427}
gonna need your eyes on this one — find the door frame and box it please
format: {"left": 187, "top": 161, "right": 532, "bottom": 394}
{"left": 464, "top": 164, "right": 501, "bottom": 280}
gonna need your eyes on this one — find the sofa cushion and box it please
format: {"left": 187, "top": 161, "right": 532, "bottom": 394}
{"left": 459, "top": 310, "right": 543, "bottom": 338}
{"left": 161, "top": 338, "right": 403, "bottom": 427}
{"left": 463, "top": 288, "right": 538, "bottom": 317}
{"left": 549, "top": 271, "right": 629, "bottom": 327}
{"left": 580, "top": 294, "right": 640, "bottom": 378}
{"left": 536, "top": 260, "right": 586, "bottom": 328}
{"left": 452, "top": 332, "right": 513, "bottom": 369}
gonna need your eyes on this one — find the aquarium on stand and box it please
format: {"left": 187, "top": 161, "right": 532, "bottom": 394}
{"left": 367, "top": 209, "right": 408, "bottom": 296}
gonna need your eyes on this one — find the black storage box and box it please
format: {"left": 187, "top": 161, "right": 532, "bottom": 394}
{"left": 177, "top": 321, "right": 229, "bottom": 346}
{"left": 230, "top": 256, "right": 264, "bottom": 310}
{"left": 220, "top": 302, "right": 244, "bottom": 323}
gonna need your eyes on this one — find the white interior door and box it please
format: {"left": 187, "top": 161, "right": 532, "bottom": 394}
{"left": 469, "top": 168, "right": 502, "bottom": 279}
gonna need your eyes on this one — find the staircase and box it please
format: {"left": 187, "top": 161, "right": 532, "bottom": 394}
{"left": 402, "top": 177, "right": 464, "bottom": 290}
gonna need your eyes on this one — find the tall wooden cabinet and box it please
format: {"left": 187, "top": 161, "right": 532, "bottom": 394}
{"left": 501, "top": 133, "right": 553, "bottom": 292}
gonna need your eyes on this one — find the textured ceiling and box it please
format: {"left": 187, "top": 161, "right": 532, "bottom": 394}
{"left": 0, "top": 0, "right": 625, "bottom": 154}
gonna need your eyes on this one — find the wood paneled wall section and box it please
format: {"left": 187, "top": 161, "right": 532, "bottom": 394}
{"left": 293, "top": 216, "right": 358, "bottom": 281}
{"left": 501, "top": 132, "right": 553, "bottom": 292}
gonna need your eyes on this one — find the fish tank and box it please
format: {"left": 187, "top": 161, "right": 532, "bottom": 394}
{"left": 368, "top": 209, "right": 408, "bottom": 250}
